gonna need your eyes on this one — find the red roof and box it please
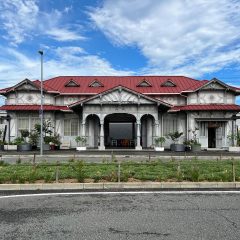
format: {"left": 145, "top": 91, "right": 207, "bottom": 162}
{"left": 0, "top": 76, "right": 239, "bottom": 96}
{"left": 0, "top": 105, "right": 70, "bottom": 111}
{"left": 169, "top": 104, "right": 240, "bottom": 112}
{"left": 40, "top": 76, "right": 208, "bottom": 94}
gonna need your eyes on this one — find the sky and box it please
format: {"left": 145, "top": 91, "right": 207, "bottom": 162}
{"left": 0, "top": 0, "right": 240, "bottom": 104}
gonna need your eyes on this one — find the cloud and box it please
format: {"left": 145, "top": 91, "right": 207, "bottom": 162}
{"left": 0, "top": 47, "right": 133, "bottom": 90}
{"left": 89, "top": 0, "right": 240, "bottom": 77}
{"left": 0, "top": 0, "right": 84, "bottom": 45}
{"left": 46, "top": 28, "right": 86, "bottom": 42}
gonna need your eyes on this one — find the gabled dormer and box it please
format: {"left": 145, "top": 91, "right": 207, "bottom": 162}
{"left": 137, "top": 79, "right": 152, "bottom": 87}
{"left": 64, "top": 79, "right": 80, "bottom": 87}
{"left": 89, "top": 80, "right": 104, "bottom": 87}
{"left": 161, "top": 79, "right": 176, "bottom": 87}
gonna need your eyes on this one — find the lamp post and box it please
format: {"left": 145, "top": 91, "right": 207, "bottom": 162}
{"left": 38, "top": 50, "right": 44, "bottom": 156}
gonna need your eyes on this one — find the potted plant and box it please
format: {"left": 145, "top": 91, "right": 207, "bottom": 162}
{"left": 154, "top": 136, "right": 165, "bottom": 151}
{"left": 17, "top": 130, "right": 32, "bottom": 151}
{"left": 29, "top": 130, "right": 39, "bottom": 150}
{"left": 4, "top": 140, "right": 18, "bottom": 151}
{"left": 188, "top": 128, "right": 201, "bottom": 152}
{"left": 227, "top": 131, "right": 240, "bottom": 152}
{"left": 34, "top": 120, "right": 54, "bottom": 151}
{"left": 75, "top": 136, "right": 87, "bottom": 151}
{"left": 167, "top": 131, "right": 185, "bottom": 152}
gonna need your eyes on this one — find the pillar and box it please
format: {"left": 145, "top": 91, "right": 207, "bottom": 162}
{"left": 147, "top": 117, "right": 152, "bottom": 147}
{"left": 154, "top": 120, "right": 160, "bottom": 144}
{"left": 135, "top": 121, "right": 142, "bottom": 150}
{"left": 99, "top": 120, "right": 105, "bottom": 150}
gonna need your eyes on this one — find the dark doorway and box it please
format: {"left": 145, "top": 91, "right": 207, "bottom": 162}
{"left": 208, "top": 128, "right": 216, "bottom": 148}
{"left": 104, "top": 113, "right": 136, "bottom": 148}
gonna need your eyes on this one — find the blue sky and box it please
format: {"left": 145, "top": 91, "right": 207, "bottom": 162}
{"left": 0, "top": 0, "right": 240, "bottom": 104}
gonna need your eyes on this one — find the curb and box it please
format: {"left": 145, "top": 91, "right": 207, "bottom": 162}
{"left": 0, "top": 182, "right": 239, "bottom": 191}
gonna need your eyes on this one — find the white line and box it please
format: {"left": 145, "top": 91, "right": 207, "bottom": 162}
{"left": 0, "top": 191, "right": 240, "bottom": 199}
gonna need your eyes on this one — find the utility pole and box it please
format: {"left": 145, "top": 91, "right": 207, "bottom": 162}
{"left": 38, "top": 50, "right": 44, "bottom": 156}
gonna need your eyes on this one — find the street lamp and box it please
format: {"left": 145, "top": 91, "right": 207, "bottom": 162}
{"left": 38, "top": 50, "right": 44, "bottom": 156}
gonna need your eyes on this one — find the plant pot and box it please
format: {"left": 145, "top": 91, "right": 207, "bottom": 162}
{"left": 171, "top": 144, "right": 185, "bottom": 152}
{"left": 43, "top": 144, "right": 50, "bottom": 151}
{"left": 4, "top": 145, "right": 17, "bottom": 151}
{"left": 76, "top": 146, "right": 86, "bottom": 151}
{"left": 155, "top": 146, "right": 164, "bottom": 151}
{"left": 191, "top": 144, "right": 201, "bottom": 152}
{"left": 32, "top": 145, "right": 38, "bottom": 150}
{"left": 17, "top": 143, "right": 32, "bottom": 151}
{"left": 228, "top": 146, "right": 240, "bottom": 152}
{"left": 50, "top": 145, "right": 55, "bottom": 150}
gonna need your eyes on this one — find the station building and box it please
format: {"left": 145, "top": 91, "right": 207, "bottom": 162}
{"left": 0, "top": 76, "right": 240, "bottom": 150}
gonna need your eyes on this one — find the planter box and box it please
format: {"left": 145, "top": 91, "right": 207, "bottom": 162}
{"left": 17, "top": 143, "right": 32, "bottom": 151}
{"left": 170, "top": 144, "right": 185, "bottom": 152}
{"left": 191, "top": 144, "right": 201, "bottom": 152}
{"left": 76, "top": 146, "right": 86, "bottom": 151}
{"left": 228, "top": 146, "right": 240, "bottom": 152}
{"left": 4, "top": 145, "right": 17, "bottom": 151}
{"left": 155, "top": 147, "right": 164, "bottom": 151}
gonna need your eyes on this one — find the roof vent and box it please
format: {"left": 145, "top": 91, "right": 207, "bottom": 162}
{"left": 137, "top": 79, "right": 152, "bottom": 87}
{"left": 161, "top": 79, "right": 176, "bottom": 87}
{"left": 89, "top": 80, "right": 104, "bottom": 87}
{"left": 65, "top": 79, "right": 80, "bottom": 87}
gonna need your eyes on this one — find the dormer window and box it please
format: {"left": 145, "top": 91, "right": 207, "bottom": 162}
{"left": 161, "top": 79, "right": 176, "bottom": 87}
{"left": 65, "top": 79, "right": 80, "bottom": 87}
{"left": 137, "top": 79, "right": 152, "bottom": 87}
{"left": 89, "top": 80, "right": 104, "bottom": 87}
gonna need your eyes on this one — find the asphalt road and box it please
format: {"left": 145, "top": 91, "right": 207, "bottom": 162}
{"left": 0, "top": 191, "right": 240, "bottom": 240}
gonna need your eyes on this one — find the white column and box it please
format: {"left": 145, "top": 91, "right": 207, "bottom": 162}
{"left": 135, "top": 121, "right": 142, "bottom": 150}
{"left": 99, "top": 120, "right": 105, "bottom": 150}
{"left": 154, "top": 120, "right": 160, "bottom": 144}
{"left": 147, "top": 117, "right": 152, "bottom": 147}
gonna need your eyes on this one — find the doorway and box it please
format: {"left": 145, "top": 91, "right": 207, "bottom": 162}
{"left": 208, "top": 128, "right": 216, "bottom": 148}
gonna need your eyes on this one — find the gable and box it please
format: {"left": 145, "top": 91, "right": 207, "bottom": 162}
{"left": 65, "top": 79, "right": 80, "bottom": 87}
{"left": 200, "top": 81, "right": 227, "bottom": 90}
{"left": 161, "top": 80, "right": 176, "bottom": 87}
{"left": 11, "top": 79, "right": 40, "bottom": 92}
{"left": 89, "top": 80, "right": 104, "bottom": 87}
{"left": 137, "top": 79, "right": 152, "bottom": 87}
{"left": 88, "top": 88, "right": 155, "bottom": 105}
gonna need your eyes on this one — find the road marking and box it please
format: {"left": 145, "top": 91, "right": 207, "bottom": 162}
{"left": 0, "top": 190, "right": 240, "bottom": 199}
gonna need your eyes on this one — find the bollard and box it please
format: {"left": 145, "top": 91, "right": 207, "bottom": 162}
{"left": 118, "top": 162, "right": 121, "bottom": 183}
{"left": 148, "top": 153, "right": 151, "bottom": 162}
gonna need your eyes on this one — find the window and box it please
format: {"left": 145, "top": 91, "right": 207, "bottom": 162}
{"left": 89, "top": 80, "right": 104, "bottom": 87}
{"left": 65, "top": 80, "right": 80, "bottom": 87}
{"left": 64, "top": 119, "right": 78, "bottom": 136}
{"left": 31, "top": 118, "right": 40, "bottom": 129}
{"left": 137, "top": 80, "right": 152, "bottom": 87}
{"left": 199, "top": 122, "right": 207, "bottom": 137}
{"left": 161, "top": 80, "right": 176, "bottom": 87}
{"left": 163, "top": 115, "right": 178, "bottom": 135}
{"left": 18, "top": 118, "right": 28, "bottom": 131}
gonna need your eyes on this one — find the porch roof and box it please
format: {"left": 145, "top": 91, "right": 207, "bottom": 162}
{"left": 0, "top": 105, "right": 71, "bottom": 112}
{"left": 169, "top": 104, "right": 240, "bottom": 112}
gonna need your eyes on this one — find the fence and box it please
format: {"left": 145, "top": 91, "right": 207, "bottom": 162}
{"left": 0, "top": 158, "right": 239, "bottom": 184}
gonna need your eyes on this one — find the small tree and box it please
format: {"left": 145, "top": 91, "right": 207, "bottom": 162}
{"left": 75, "top": 136, "right": 87, "bottom": 147}
{"left": 19, "top": 130, "right": 29, "bottom": 143}
{"left": 167, "top": 131, "right": 183, "bottom": 144}
{"left": 155, "top": 136, "right": 165, "bottom": 147}
{"left": 188, "top": 127, "right": 201, "bottom": 146}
